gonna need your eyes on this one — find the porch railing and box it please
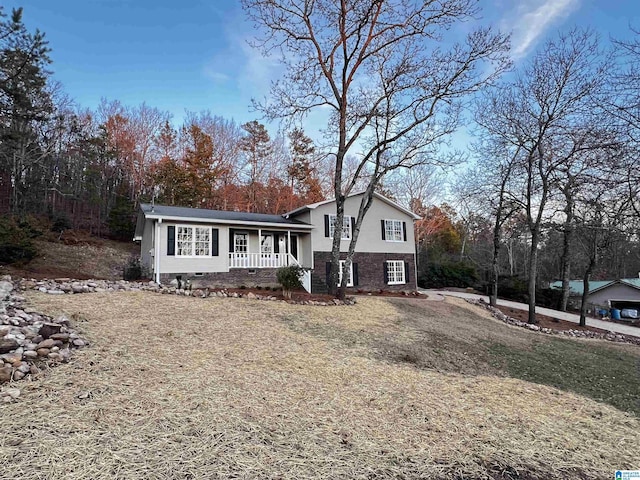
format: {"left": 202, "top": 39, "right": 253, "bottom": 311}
{"left": 228, "top": 252, "right": 311, "bottom": 293}
{"left": 228, "top": 252, "right": 291, "bottom": 269}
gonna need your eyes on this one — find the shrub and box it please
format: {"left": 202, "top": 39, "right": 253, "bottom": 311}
{"left": 277, "top": 264, "right": 305, "bottom": 299}
{"left": 50, "top": 212, "right": 72, "bottom": 233}
{"left": 17, "top": 215, "right": 45, "bottom": 239}
{"left": 0, "top": 217, "right": 38, "bottom": 265}
{"left": 418, "top": 261, "right": 478, "bottom": 289}
{"left": 536, "top": 287, "right": 564, "bottom": 309}
{"left": 123, "top": 256, "right": 143, "bottom": 281}
{"left": 496, "top": 276, "right": 529, "bottom": 303}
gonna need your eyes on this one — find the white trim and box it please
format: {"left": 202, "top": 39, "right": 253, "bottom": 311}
{"left": 285, "top": 191, "right": 421, "bottom": 220}
{"left": 328, "top": 214, "right": 352, "bottom": 240}
{"left": 234, "top": 232, "right": 249, "bottom": 254}
{"left": 386, "top": 260, "right": 406, "bottom": 285}
{"left": 383, "top": 219, "right": 404, "bottom": 242}
{"left": 175, "top": 225, "right": 213, "bottom": 258}
{"left": 145, "top": 214, "right": 313, "bottom": 230}
{"left": 260, "top": 232, "right": 273, "bottom": 254}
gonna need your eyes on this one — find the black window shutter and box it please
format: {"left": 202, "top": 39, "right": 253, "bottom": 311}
{"left": 211, "top": 228, "right": 219, "bottom": 256}
{"left": 274, "top": 234, "right": 279, "bottom": 253}
{"left": 403, "top": 221, "right": 407, "bottom": 241}
{"left": 229, "top": 229, "right": 234, "bottom": 252}
{"left": 404, "top": 261, "right": 410, "bottom": 283}
{"left": 381, "top": 220, "right": 386, "bottom": 240}
{"left": 350, "top": 217, "right": 355, "bottom": 237}
{"left": 325, "top": 262, "right": 331, "bottom": 284}
{"left": 353, "top": 263, "right": 359, "bottom": 286}
{"left": 324, "top": 215, "right": 330, "bottom": 237}
{"left": 167, "top": 226, "right": 175, "bottom": 255}
{"left": 383, "top": 261, "right": 388, "bottom": 284}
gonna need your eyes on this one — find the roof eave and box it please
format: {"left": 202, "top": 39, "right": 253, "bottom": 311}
{"left": 143, "top": 214, "right": 313, "bottom": 230}
{"left": 285, "top": 191, "right": 421, "bottom": 220}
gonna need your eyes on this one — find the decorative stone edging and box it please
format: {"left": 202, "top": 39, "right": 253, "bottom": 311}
{"left": 0, "top": 276, "right": 89, "bottom": 399}
{"left": 22, "top": 278, "right": 357, "bottom": 306}
{"left": 466, "top": 298, "right": 640, "bottom": 346}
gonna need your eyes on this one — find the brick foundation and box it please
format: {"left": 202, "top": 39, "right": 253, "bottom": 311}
{"left": 312, "top": 251, "right": 417, "bottom": 293}
{"left": 159, "top": 269, "right": 280, "bottom": 289}
{"left": 159, "top": 252, "right": 417, "bottom": 293}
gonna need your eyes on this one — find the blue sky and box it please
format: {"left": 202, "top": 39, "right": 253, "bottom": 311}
{"left": 7, "top": 0, "right": 640, "bottom": 134}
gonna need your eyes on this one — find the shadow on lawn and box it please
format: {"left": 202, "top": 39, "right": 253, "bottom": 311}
{"left": 280, "top": 296, "right": 640, "bottom": 416}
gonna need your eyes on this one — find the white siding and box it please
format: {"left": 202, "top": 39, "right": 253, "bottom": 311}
{"left": 309, "top": 195, "right": 416, "bottom": 253}
{"left": 158, "top": 222, "right": 230, "bottom": 274}
{"left": 588, "top": 283, "right": 640, "bottom": 306}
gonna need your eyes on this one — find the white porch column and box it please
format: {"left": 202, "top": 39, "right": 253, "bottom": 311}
{"left": 287, "top": 231, "right": 291, "bottom": 265}
{"left": 258, "top": 228, "right": 262, "bottom": 267}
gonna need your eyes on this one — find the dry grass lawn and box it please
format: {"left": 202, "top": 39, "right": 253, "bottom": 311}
{"left": 1, "top": 292, "right": 638, "bottom": 479}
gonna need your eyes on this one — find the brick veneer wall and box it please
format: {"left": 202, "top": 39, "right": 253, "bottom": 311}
{"left": 312, "top": 251, "right": 417, "bottom": 293}
{"left": 159, "top": 269, "right": 280, "bottom": 289}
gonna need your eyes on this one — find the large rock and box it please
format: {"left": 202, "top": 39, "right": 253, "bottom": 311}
{"left": 1, "top": 352, "right": 22, "bottom": 365}
{"left": 39, "top": 323, "right": 62, "bottom": 339}
{"left": 0, "top": 366, "right": 11, "bottom": 382}
{"left": 0, "top": 280, "right": 13, "bottom": 300}
{"left": 50, "top": 333, "right": 70, "bottom": 342}
{"left": 36, "top": 338, "right": 56, "bottom": 350}
{"left": 0, "top": 338, "right": 18, "bottom": 354}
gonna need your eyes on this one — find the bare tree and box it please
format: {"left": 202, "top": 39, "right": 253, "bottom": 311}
{"left": 242, "top": 0, "right": 510, "bottom": 297}
{"left": 475, "top": 28, "right": 609, "bottom": 323}
{"left": 458, "top": 144, "right": 521, "bottom": 307}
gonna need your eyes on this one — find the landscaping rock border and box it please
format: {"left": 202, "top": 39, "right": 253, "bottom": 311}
{"left": 467, "top": 298, "right": 640, "bottom": 346}
{"left": 0, "top": 276, "right": 89, "bottom": 396}
{"left": 22, "top": 278, "right": 357, "bottom": 306}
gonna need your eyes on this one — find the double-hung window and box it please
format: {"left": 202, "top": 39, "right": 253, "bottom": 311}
{"left": 384, "top": 219, "right": 404, "bottom": 242}
{"left": 329, "top": 214, "right": 351, "bottom": 240}
{"left": 177, "top": 226, "right": 211, "bottom": 257}
{"left": 260, "top": 234, "right": 273, "bottom": 254}
{"left": 234, "top": 233, "right": 248, "bottom": 254}
{"left": 386, "top": 260, "right": 406, "bottom": 285}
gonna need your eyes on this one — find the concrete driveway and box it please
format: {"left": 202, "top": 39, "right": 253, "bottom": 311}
{"left": 423, "top": 289, "right": 640, "bottom": 338}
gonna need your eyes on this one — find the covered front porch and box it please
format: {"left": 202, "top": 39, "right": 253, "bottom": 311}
{"left": 228, "top": 227, "right": 310, "bottom": 269}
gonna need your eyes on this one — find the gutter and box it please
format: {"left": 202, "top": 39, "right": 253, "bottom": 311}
{"left": 144, "top": 214, "right": 313, "bottom": 230}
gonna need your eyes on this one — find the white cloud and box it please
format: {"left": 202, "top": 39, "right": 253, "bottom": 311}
{"left": 203, "top": 68, "right": 231, "bottom": 84}
{"left": 502, "top": 0, "right": 580, "bottom": 59}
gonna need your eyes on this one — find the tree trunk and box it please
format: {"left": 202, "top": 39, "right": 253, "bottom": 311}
{"left": 560, "top": 182, "right": 574, "bottom": 311}
{"left": 490, "top": 217, "right": 501, "bottom": 307}
{"left": 328, "top": 194, "right": 345, "bottom": 299}
{"left": 527, "top": 232, "right": 539, "bottom": 324}
{"left": 579, "top": 258, "right": 595, "bottom": 327}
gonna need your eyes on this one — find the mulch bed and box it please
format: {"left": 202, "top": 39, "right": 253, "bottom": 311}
{"left": 221, "top": 287, "right": 424, "bottom": 303}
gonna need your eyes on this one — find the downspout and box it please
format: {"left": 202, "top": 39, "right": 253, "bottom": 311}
{"left": 155, "top": 218, "right": 162, "bottom": 284}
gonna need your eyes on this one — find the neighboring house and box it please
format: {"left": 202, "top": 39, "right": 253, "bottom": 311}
{"left": 550, "top": 278, "right": 640, "bottom": 313}
{"left": 134, "top": 192, "right": 420, "bottom": 293}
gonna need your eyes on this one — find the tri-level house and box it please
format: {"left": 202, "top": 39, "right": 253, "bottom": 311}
{"left": 134, "top": 192, "right": 420, "bottom": 293}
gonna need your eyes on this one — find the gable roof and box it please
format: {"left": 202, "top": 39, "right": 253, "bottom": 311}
{"left": 549, "top": 278, "right": 640, "bottom": 296}
{"left": 285, "top": 191, "right": 421, "bottom": 220}
{"left": 139, "top": 203, "right": 313, "bottom": 229}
